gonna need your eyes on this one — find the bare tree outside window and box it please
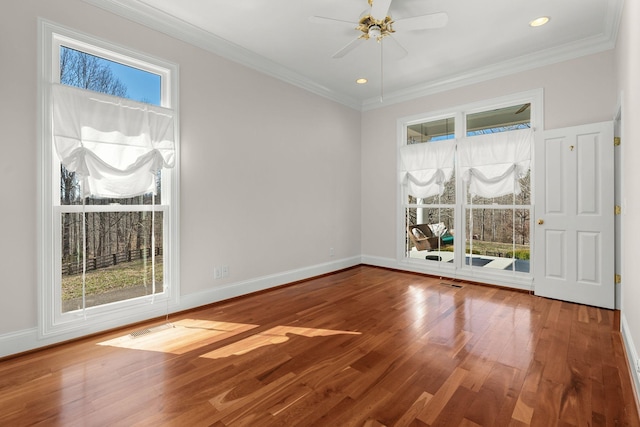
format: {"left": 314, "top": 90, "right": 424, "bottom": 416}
{"left": 60, "top": 47, "right": 128, "bottom": 97}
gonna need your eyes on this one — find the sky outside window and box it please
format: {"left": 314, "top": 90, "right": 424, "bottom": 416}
{"left": 60, "top": 46, "right": 161, "bottom": 106}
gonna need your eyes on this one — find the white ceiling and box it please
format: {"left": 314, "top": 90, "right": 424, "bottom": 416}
{"left": 84, "top": 0, "right": 622, "bottom": 110}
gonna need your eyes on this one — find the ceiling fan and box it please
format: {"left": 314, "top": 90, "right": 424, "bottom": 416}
{"left": 310, "top": 0, "right": 448, "bottom": 59}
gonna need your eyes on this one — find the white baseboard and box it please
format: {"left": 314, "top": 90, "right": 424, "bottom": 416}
{"left": 0, "top": 256, "right": 361, "bottom": 358}
{"left": 360, "top": 254, "right": 397, "bottom": 270}
{"left": 620, "top": 313, "right": 640, "bottom": 408}
{"left": 0, "top": 328, "right": 40, "bottom": 359}
{"left": 178, "top": 256, "right": 362, "bottom": 312}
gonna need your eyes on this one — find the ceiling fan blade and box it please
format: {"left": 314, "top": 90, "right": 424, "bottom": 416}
{"left": 385, "top": 35, "right": 408, "bottom": 59}
{"left": 393, "top": 12, "right": 448, "bottom": 32}
{"left": 309, "top": 15, "right": 357, "bottom": 26}
{"left": 370, "top": 0, "right": 393, "bottom": 20}
{"left": 332, "top": 37, "right": 364, "bottom": 59}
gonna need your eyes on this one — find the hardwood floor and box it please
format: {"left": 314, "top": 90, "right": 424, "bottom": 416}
{"left": 1, "top": 266, "right": 638, "bottom": 426}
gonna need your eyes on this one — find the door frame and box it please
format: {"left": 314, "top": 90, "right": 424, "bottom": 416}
{"left": 614, "top": 101, "right": 623, "bottom": 309}
{"left": 533, "top": 121, "right": 615, "bottom": 309}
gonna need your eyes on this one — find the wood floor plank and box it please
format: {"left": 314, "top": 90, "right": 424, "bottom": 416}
{"left": 417, "top": 366, "right": 470, "bottom": 424}
{"left": 389, "top": 389, "right": 434, "bottom": 426}
{"left": 432, "top": 385, "right": 479, "bottom": 426}
{"left": 0, "top": 266, "right": 638, "bottom": 426}
{"left": 464, "top": 362, "right": 523, "bottom": 426}
{"left": 511, "top": 359, "right": 544, "bottom": 425}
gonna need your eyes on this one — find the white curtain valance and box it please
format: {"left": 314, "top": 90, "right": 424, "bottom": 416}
{"left": 52, "top": 83, "right": 176, "bottom": 198}
{"left": 458, "top": 129, "right": 532, "bottom": 198}
{"left": 400, "top": 139, "right": 456, "bottom": 199}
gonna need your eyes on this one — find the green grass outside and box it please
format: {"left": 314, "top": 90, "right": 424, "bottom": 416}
{"left": 424, "top": 240, "right": 530, "bottom": 260}
{"left": 61, "top": 259, "right": 163, "bottom": 300}
{"left": 465, "top": 241, "right": 530, "bottom": 259}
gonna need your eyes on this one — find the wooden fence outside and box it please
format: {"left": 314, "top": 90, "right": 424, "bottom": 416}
{"left": 62, "top": 247, "right": 163, "bottom": 276}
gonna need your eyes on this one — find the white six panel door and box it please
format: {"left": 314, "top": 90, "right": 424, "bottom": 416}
{"left": 534, "top": 121, "right": 614, "bottom": 309}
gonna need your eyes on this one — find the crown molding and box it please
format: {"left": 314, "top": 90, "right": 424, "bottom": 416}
{"left": 82, "top": 0, "right": 362, "bottom": 110}
{"left": 83, "top": 0, "right": 623, "bottom": 112}
{"left": 361, "top": 29, "right": 619, "bottom": 111}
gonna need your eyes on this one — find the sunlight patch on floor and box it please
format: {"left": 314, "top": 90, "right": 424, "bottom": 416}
{"left": 200, "top": 325, "right": 362, "bottom": 360}
{"left": 98, "top": 319, "right": 258, "bottom": 354}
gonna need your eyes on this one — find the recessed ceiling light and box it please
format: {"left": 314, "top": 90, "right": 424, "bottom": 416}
{"left": 529, "top": 16, "right": 550, "bottom": 27}
{"left": 356, "top": 78, "right": 368, "bottom": 84}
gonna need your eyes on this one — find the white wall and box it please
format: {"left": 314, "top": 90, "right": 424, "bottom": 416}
{"left": 0, "top": 0, "right": 362, "bottom": 354}
{"left": 360, "top": 51, "right": 617, "bottom": 261}
{"left": 616, "top": 0, "right": 640, "bottom": 397}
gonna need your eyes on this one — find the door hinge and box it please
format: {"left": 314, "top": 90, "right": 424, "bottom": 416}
{"left": 614, "top": 137, "right": 621, "bottom": 146}
{"left": 615, "top": 205, "right": 622, "bottom": 215}
{"left": 615, "top": 274, "right": 621, "bottom": 284}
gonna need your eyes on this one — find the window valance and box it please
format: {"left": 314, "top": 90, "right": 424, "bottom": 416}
{"left": 52, "top": 83, "right": 175, "bottom": 198}
{"left": 458, "top": 129, "right": 532, "bottom": 198}
{"left": 400, "top": 139, "right": 456, "bottom": 199}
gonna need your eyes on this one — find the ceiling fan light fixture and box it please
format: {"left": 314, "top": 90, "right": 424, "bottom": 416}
{"left": 356, "top": 78, "right": 368, "bottom": 84}
{"left": 529, "top": 16, "right": 550, "bottom": 27}
{"left": 369, "top": 25, "right": 382, "bottom": 39}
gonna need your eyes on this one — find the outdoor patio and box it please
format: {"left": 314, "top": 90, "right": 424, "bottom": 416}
{"left": 409, "top": 248, "right": 530, "bottom": 272}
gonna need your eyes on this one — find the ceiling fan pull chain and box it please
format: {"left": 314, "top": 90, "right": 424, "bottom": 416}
{"left": 380, "top": 39, "right": 384, "bottom": 102}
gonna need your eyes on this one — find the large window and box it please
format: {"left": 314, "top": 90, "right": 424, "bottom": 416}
{"left": 400, "top": 93, "right": 539, "bottom": 285}
{"left": 39, "top": 21, "right": 179, "bottom": 337}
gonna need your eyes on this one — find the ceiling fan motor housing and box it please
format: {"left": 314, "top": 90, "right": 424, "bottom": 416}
{"left": 357, "top": 15, "right": 395, "bottom": 40}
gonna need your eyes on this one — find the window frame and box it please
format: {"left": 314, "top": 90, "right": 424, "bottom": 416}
{"left": 38, "top": 20, "right": 180, "bottom": 338}
{"left": 397, "top": 89, "right": 542, "bottom": 289}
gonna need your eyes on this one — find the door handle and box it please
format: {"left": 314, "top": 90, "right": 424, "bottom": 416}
{"left": 537, "top": 219, "right": 544, "bottom": 225}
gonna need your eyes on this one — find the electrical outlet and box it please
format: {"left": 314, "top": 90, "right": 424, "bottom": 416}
{"left": 222, "top": 265, "right": 229, "bottom": 278}
{"left": 214, "top": 266, "right": 222, "bottom": 280}
{"left": 329, "top": 247, "right": 335, "bottom": 257}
